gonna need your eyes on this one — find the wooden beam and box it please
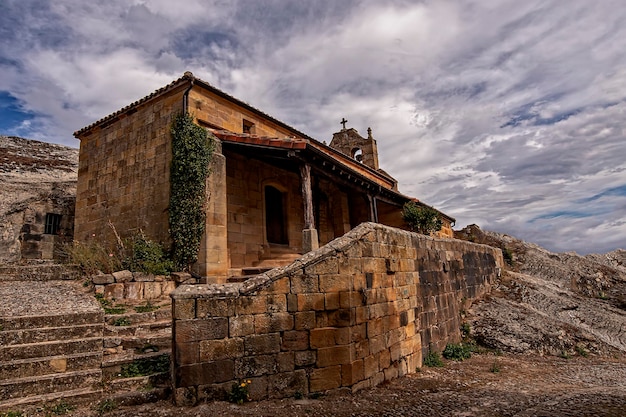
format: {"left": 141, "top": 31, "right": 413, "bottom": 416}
{"left": 300, "top": 163, "right": 315, "bottom": 229}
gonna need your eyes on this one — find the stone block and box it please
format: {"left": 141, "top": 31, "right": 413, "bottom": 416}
{"left": 173, "top": 299, "right": 196, "bottom": 320}
{"left": 297, "top": 293, "right": 325, "bottom": 311}
{"left": 197, "top": 298, "right": 235, "bottom": 317}
{"left": 287, "top": 293, "right": 298, "bottom": 312}
{"left": 172, "top": 272, "right": 192, "bottom": 284}
{"left": 124, "top": 282, "right": 143, "bottom": 300}
{"left": 162, "top": 281, "right": 176, "bottom": 295}
{"left": 294, "top": 311, "right": 316, "bottom": 330}
{"left": 143, "top": 281, "right": 162, "bottom": 299}
{"left": 104, "top": 283, "right": 124, "bottom": 300}
{"left": 325, "top": 292, "right": 340, "bottom": 310}
{"left": 244, "top": 333, "right": 281, "bottom": 356}
{"left": 364, "top": 354, "right": 379, "bottom": 379}
{"left": 112, "top": 270, "right": 133, "bottom": 283}
{"left": 176, "top": 341, "right": 199, "bottom": 365}
{"left": 236, "top": 295, "right": 268, "bottom": 315}
{"left": 340, "top": 291, "right": 362, "bottom": 309}
{"left": 229, "top": 315, "right": 255, "bottom": 337}
{"left": 310, "top": 366, "right": 341, "bottom": 392}
{"left": 266, "top": 277, "right": 290, "bottom": 294}
{"left": 316, "top": 345, "right": 352, "bottom": 367}
{"left": 281, "top": 330, "right": 309, "bottom": 351}
{"left": 266, "top": 294, "right": 287, "bottom": 313}
{"left": 294, "top": 350, "right": 316, "bottom": 367}
{"left": 254, "top": 312, "right": 294, "bottom": 333}
{"left": 92, "top": 274, "right": 114, "bottom": 284}
{"left": 319, "top": 274, "right": 352, "bottom": 292}
{"left": 305, "top": 258, "right": 338, "bottom": 275}
{"left": 235, "top": 354, "right": 278, "bottom": 377}
{"left": 277, "top": 351, "right": 295, "bottom": 373}
{"left": 95, "top": 285, "right": 105, "bottom": 295}
{"left": 133, "top": 272, "right": 155, "bottom": 282}
{"left": 327, "top": 309, "right": 354, "bottom": 327}
{"left": 175, "top": 317, "right": 228, "bottom": 343}
{"left": 176, "top": 360, "right": 234, "bottom": 387}
{"left": 268, "top": 370, "right": 307, "bottom": 398}
{"left": 342, "top": 360, "right": 364, "bottom": 386}
{"left": 290, "top": 274, "right": 319, "bottom": 293}
{"left": 244, "top": 376, "right": 269, "bottom": 401}
{"left": 199, "top": 338, "right": 244, "bottom": 362}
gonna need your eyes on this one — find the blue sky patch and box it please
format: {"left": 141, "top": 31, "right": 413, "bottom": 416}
{"left": 0, "top": 91, "right": 34, "bottom": 133}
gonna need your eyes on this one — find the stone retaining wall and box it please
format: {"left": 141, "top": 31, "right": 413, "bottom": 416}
{"left": 170, "top": 223, "right": 502, "bottom": 404}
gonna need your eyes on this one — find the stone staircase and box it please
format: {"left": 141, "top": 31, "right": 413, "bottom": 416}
{"left": 229, "top": 244, "right": 301, "bottom": 282}
{"left": 0, "top": 280, "right": 104, "bottom": 410}
{"left": 100, "top": 299, "right": 172, "bottom": 396}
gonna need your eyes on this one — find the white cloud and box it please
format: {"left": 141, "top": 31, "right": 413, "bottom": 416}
{"left": 1, "top": 0, "right": 626, "bottom": 253}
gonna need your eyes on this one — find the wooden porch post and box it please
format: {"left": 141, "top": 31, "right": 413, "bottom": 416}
{"left": 300, "top": 163, "right": 319, "bottom": 252}
{"left": 368, "top": 194, "right": 379, "bottom": 223}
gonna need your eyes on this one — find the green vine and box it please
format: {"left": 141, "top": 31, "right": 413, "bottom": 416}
{"left": 169, "top": 113, "right": 215, "bottom": 270}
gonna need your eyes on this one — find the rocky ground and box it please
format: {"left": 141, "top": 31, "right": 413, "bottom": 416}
{"left": 16, "top": 353, "right": 626, "bottom": 416}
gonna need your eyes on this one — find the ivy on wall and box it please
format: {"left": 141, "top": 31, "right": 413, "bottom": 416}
{"left": 169, "top": 113, "right": 215, "bottom": 270}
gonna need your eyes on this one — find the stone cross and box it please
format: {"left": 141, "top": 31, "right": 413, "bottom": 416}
{"left": 340, "top": 118, "right": 348, "bottom": 129}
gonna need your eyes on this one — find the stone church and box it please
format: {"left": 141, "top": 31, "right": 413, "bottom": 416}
{"left": 74, "top": 72, "right": 454, "bottom": 282}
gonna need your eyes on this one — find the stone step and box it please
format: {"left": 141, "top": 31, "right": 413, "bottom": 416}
{"left": 106, "top": 372, "right": 170, "bottom": 393}
{"left": 104, "top": 308, "right": 171, "bottom": 326}
{"left": 103, "top": 320, "right": 171, "bottom": 338}
{"left": 0, "top": 323, "right": 103, "bottom": 346}
{"left": 0, "top": 264, "right": 81, "bottom": 281}
{"left": 0, "top": 386, "right": 102, "bottom": 412}
{"left": 0, "top": 311, "right": 104, "bottom": 332}
{"left": 241, "top": 267, "right": 273, "bottom": 276}
{"left": 0, "top": 369, "right": 101, "bottom": 401}
{"left": 102, "top": 351, "right": 170, "bottom": 381}
{"left": 0, "top": 337, "right": 103, "bottom": 361}
{"left": 0, "top": 351, "right": 102, "bottom": 380}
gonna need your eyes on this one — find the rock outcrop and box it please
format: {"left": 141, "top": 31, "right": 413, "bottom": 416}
{"left": 0, "top": 136, "right": 78, "bottom": 263}
{"left": 456, "top": 225, "right": 626, "bottom": 355}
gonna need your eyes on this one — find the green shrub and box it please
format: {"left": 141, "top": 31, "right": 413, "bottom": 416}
{"left": 402, "top": 202, "right": 443, "bottom": 235}
{"left": 575, "top": 345, "right": 588, "bottom": 357}
{"left": 490, "top": 360, "right": 501, "bottom": 373}
{"left": 502, "top": 247, "right": 514, "bottom": 266}
{"left": 229, "top": 380, "right": 252, "bottom": 404}
{"left": 94, "top": 399, "right": 116, "bottom": 415}
{"left": 423, "top": 350, "right": 444, "bottom": 367}
{"left": 119, "top": 354, "right": 170, "bottom": 378}
{"left": 123, "top": 232, "right": 174, "bottom": 275}
{"left": 134, "top": 301, "right": 159, "bottom": 313}
{"left": 45, "top": 400, "right": 75, "bottom": 415}
{"left": 113, "top": 317, "right": 130, "bottom": 326}
{"left": 0, "top": 411, "right": 24, "bottom": 417}
{"left": 442, "top": 343, "right": 473, "bottom": 361}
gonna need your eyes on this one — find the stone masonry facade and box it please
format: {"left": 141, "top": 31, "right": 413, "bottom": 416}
{"left": 170, "top": 223, "right": 502, "bottom": 404}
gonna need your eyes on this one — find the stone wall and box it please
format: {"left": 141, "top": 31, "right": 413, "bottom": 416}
{"left": 170, "top": 223, "right": 502, "bottom": 404}
{"left": 74, "top": 86, "right": 186, "bottom": 247}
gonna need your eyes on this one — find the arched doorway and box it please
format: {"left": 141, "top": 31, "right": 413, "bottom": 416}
{"left": 265, "top": 185, "right": 288, "bottom": 244}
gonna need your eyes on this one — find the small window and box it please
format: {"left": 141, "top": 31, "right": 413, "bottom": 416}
{"left": 44, "top": 213, "right": 62, "bottom": 235}
{"left": 351, "top": 147, "right": 363, "bottom": 163}
{"left": 243, "top": 119, "right": 255, "bottom": 134}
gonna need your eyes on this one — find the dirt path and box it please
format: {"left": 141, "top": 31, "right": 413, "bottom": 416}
{"left": 44, "top": 352, "right": 624, "bottom": 417}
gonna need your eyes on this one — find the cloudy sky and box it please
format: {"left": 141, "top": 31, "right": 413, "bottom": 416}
{"left": 1, "top": 0, "right": 625, "bottom": 254}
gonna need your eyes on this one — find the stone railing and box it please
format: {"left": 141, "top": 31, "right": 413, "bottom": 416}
{"left": 170, "top": 223, "right": 503, "bottom": 404}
